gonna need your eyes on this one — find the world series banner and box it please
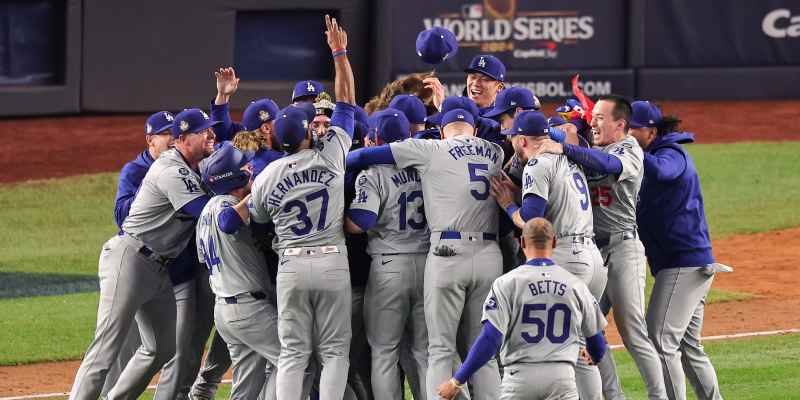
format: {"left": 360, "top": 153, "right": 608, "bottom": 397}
{"left": 385, "top": 0, "right": 627, "bottom": 75}
{"left": 644, "top": 0, "right": 800, "bottom": 66}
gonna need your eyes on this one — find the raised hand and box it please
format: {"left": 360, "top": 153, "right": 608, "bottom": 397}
{"left": 325, "top": 14, "right": 348, "bottom": 51}
{"left": 214, "top": 67, "right": 239, "bottom": 105}
{"left": 423, "top": 77, "right": 446, "bottom": 111}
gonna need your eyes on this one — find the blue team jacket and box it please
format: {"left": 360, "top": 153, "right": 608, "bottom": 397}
{"left": 114, "top": 150, "right": 198, "bottom": 285}
{"left": 637, "top": 132, "right": 714, "bottom": 275}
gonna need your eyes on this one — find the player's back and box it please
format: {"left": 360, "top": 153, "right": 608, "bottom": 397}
{"left": 523, "top": 153, "right": 593, "bottom": 237}
{"left": 196, "top": 195, "right": 271, "bottom": 298}
{"left": 488, "top": 262, "right": 605, "bottom": 366}
{"left": 250, "top": 126, "right": 351, "bottom": 249}
{"left": 391, "top": 135, "right": 504, "bottom": 234}
{"left": 356, "top": 164, "right": 430, "bottom": 254}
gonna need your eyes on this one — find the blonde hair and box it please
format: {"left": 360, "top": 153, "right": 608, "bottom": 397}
{"left": 364, "top": 71, "right": 436, "bottom": 114}
{"left": 232, "top": 130, "right": 267, "bottom": 152}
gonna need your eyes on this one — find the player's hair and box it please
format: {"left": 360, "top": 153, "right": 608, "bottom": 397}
{"left": 653, "top": 104, "right": 683, "bottom": 136}
{"left": 598, "top": 94, "right": 633, "bottom": 131}
{"left": 232, "top": 129, "right": 282, "bottom": 152}
{"left": 522, "top": 218, "right": 556, "bottom": 249}
{"left": 364, "top": 71, "right": 436, "bottom": 115}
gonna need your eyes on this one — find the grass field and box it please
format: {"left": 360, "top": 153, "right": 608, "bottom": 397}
{"left": 0, "top": 142, "right": 799, "bottom": 398}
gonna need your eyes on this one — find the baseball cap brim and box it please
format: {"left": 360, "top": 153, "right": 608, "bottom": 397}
{"left": 482, "top": 105, "right": 512, "bottom": 119}
{"left": 628, "top": 120, "right": 647, "bottom": 129}
{"left": 148, "top": 124, "right": 172, "bottom": 135}
{"left": 464, "top": 68, "right": 502, "bottom": 82}
{"left": 186, "top": 120, "right": 222, "bottom": 135}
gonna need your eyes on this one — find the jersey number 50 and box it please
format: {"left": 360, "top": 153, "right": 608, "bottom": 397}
{"left": 521, "top": 303, "right": 572, "bottom": 344}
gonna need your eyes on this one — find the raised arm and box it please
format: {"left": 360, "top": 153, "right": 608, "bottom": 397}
{"left": 326, "top": 15, "right": 355, "bottom": 106}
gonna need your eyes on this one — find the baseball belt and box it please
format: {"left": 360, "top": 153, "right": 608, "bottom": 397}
{"left": 121, "top": 233, "right": 175, "bottom": 267}
{"left": 439, "top": 231, "right": 497, "bottom": 241}
{"left": 594, "top": 230, "right": 637, "bottom": 249}
{"left": 218, "top": 291, "right": 268, "bottom": 304}
{"left": 282, "top": 245, "right": 341, "bottom": 257}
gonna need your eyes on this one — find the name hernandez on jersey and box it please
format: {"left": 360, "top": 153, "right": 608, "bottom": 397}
{"left": 249, "top": 126, "right": 352, "bottom": 250}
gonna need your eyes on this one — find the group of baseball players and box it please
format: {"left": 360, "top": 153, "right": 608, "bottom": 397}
{"left": 69, "top": 16, "right": 729, "bottom": 400}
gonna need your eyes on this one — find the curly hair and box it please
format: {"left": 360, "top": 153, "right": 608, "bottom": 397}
{"left": 364, "top": 71, "right": 437, "bottom": 114}
{"left": 232, "top": 130, "right": 267, "bottom": 152}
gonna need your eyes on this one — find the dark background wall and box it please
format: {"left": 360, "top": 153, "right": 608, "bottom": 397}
{"left": 1, "top": 0, "right": 799, "bottom": 117}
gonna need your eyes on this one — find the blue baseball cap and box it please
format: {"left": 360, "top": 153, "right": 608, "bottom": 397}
{"left": 389, "top": 95, "right": 427, "bottom": 124}
{"left": 200, "top": 142, "right": 254, "bottom": 195}
{"left": 274, "top": 106, "right": 310, "bottom": 149}
{"left": 426, "top": 96, "right": 480, "bottom": 126}
{"left": 145, "top": 111, "right": 174, "bottom": 135}
{"left": 547, "top": 116, "right": 567, "bottom": 127}
{"left": 171, "top": 108, "right": 221, "bottom": 138}
{"left": 465, "top": 54, "right": 506, "bottom": 82}
{"left": 289, "top": 101, "right": 317, "bottom": 121}
{"left": 506, "top": 111, "right": 550, "bottom": 137}
{"left": 629, "top": 101, "right": 662, "bottom": 128}
{"left": 441, "top": 108, "right": 475, "bottom": 128}
{"left": 291, "top": 80, "right": 324, "bottom": 102}
{"left": 416, "top": 27, "right": 458, "bottom": 65}
{"left": 483, "top": 87, "right": 539, "bottom": 118}
{"left": 374, "top": 108, "right": 411, "bottom": 144}
{"left": 241, "top": 98, "right": 280, "bottom": 131}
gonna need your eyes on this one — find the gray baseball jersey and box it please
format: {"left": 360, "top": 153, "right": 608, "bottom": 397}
{"left": 587, "top": 135, "right": 643, "bottom": 235}
{"left": 482, "top": 261, "right": 607, "bottom": 365}
{"left": 348, "top": 165, "right": 429, "bottom": 254}
{"left": 123, "top": 148, "right": 206, "bottom": 258}
{"left": 249, "top": 126, "right": 352, "bottom": 249}
{"left": 390, "top": 136, "right": 504, "bottom": 233}
{"left": 196, "top": 195, "right": 270, "bottom": 298}
{"left": 522, "top": 154, "right": 593, "bottom": 237}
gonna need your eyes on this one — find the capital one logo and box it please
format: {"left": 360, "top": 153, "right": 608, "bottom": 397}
{"left": 762, "top": 9, "right": 800, "bottom": 38}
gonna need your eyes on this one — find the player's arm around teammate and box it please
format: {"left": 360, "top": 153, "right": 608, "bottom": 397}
{"left": 629, "top": 101, "right": 725, "bottom": 400}
{"left": 437, "top": 218, "right": 609, "bottom": 400}
{"left": 344, "top": 109, "right": 431, "bottom": 400}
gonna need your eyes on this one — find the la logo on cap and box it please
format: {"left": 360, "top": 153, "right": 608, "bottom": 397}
{"left": 201, "top": 111, "right": 210, "bottom": 120}
{"left": 180, "top": 120, "right": 190, "bottom": 132}
{"left": 306, "top": 82, "right": 315, "bottom": 92}
{"left": 478, "top": 57, "right": 486, "bottom": 68}
{"left": 164, "top": 112, "right": 174, "bottom": 121}
{"left": 259, "top": 110, "right": 270, "bottom": 121}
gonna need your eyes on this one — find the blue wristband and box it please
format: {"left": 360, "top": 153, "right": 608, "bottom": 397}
{"left": 332, "top": 49, "right": 347, "bottom": 58}
{"left": 505, "top": 203, "right": 520, "bottom": 220}
{"left": 548, "top": 127, "right": 566, "bottom": 143}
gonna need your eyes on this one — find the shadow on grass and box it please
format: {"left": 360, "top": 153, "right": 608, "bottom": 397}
{"left": 0, "top": 271, "right": 97, "bottom": 299}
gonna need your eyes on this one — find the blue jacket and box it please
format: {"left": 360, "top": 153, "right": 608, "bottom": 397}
{"left": 114, "top": 150, "right": 198, "bottom": 285}
{"left": 210, "top": 101, "right": 246, "bottom": 142}
{"left": 637, "top": 132, "right": 714, "bottom": 275}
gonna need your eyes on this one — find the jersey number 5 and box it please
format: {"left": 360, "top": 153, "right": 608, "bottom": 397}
{"left": 468, "top": 163, "right": 490, "bottom": 200}
{"left": 283, "top": 188, "right": 330, "bottom": 236}
{"left": 521, "top": 303, "right": 572, "bottom": 344}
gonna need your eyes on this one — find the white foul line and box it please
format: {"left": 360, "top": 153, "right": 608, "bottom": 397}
{"left": 2, "top": 328, "right": 799, "bottom": 400}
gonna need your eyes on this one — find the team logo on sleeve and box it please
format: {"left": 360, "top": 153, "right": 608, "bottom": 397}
{"left": 485, "top": 296, "right": 498, "bottom": 311}
{"left": 357, "top": 175, "right": 367, "bottom": 186}
{"left": 178, "top": 167, "right": 190, "bottom": 176}
{"left": 356, "top": 189, "right": 368, "bottom": 204}
{"left": 526, "top": 159, "right": 538, "bottom": 167}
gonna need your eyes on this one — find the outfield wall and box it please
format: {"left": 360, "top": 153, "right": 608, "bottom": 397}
{"left": 0, "top": 0, "right": 798, "bottom": 116}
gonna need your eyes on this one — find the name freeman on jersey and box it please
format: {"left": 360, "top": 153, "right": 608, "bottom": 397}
{"left": 529, "top": 280, "right": 568, "bottom": 297}
{"left": 267, "top": 169, "right": 336, "bottom": 208}
{"left": 390, "top": 168, "right": 421, "bottom": 188}
{"left": 447, "top": 143, "right": 500, "bottom": 164}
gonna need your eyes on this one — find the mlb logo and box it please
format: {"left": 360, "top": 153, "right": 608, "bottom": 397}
{"left": 461, "top": 3, "right": 484, "bottom": 18}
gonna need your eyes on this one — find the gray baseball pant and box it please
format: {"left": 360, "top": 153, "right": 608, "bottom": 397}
{"left": 424, "top": 233, "right": 502, "bottom": 400}
{"left": 101, "top": 320, "right": 140, "bottom": 397}
{"left": 153, "top": 278, "right": 197, "bottom": 400}
{"left": 276, "top": 247, "right": 352, "bottom": 400}
{"left": 552, "top": 236, "right": 608, "bottom": 400}
{"left": 499, "top": 362, "right": 578, "bottom": 400}
{"left": 189, "top": 329, "right": 232, "bottom": 400}
{"left": 597, "top": 235, "right": 668, "bottom": 400}
{"left": 70, "top": 235, "right": 177, "bottom": 400}
{"left": 364, "top": 253, "right": 428, "bottom": 400}
{"left": 647, "top": 266, "right": 722, "bottom": 400}
{"left": 214, "top": 294, "right": 281, "bottom": 400}
{"left": 349, "top": 285, "right": 374, "bottom": 400}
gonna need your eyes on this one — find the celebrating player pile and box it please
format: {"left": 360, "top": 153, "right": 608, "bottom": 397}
{"left": 70, "top": 16, "right": 727, "bottom": 400}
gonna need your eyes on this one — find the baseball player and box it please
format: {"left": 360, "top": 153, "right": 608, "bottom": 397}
{"left": 343, "top": 108, "right": 430, "bottom": 399}
{"left": 422, "top": 54, "right": 505, "bottom": 115}
{"left": 388, "top": 94, "right": 427, "bottom": 135}
{"left": 196, "top": 143, "right": 288, "bottom": 400}
{"left": 629, "top": 101, "right": 725, "bottom": 400}
{"left": 248, "top": 15, "right": 356, "bottom": 400}
{"left": 70, "top": 108, "right": 217, "bottom": 400}
{"left": 533, "top": 96, "right": 668, "bottom": 399}
{"left": 436, "top": 218, "right": 608, "bottom": 400}
{"left": 490, "top": 110, "right": 607, "bottom": 400}
{"left": 292, "top": 79, "right": 325, "bottom": 105}
{"left": 347, "top": 102, "right": 505, "bottom": 400}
